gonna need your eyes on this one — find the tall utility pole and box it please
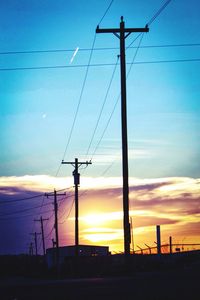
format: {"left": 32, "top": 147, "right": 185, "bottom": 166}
{"left": 62, "top": 158, "right": 92, "bottom": 256}
{"left": 45, "top": 190, "right": 66, "bottom": 264}
{"left": 96, "top": 17, "right": 149, "bottom": 255}
{"left": 30, "top": 232, "right": 41, "bottom": 256}
{"left": 34, "top": 216, "right": 49, "bottom": 256}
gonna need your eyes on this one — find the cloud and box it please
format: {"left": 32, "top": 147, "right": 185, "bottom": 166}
{"left": 0, "top": 175, "right": 199, "bottom": 253}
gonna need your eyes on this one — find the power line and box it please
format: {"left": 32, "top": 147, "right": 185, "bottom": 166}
{"left": 0, "top": 193, "right": 44, "bottom": 205}
{"left": 98, "top": 0, "right": 114, "bottom": 26}
{"left": 1, "top": 42, "right": 200, "bottom": 55}
{"left": 0, "top": 187, "right": 70, "bottom": 205}
{"left": 147, "top": 0, "right": 172, "bottom": 26}
{"left": 54, "top": 34, "right": 96, "bottom": 177}
{"left": 0, "top": 201, "right": 53, "bottom": 218}
{"left": 85, "top": 55, "right": 119, "bottom": 158}
{"left": 90, "top": 33, "right": 145, "bottom": 162}
{"left": 1, "top": 58, "right": 199, "bottom": 72}
{"left": 88, "top": 0, "right": 173, "bottom": 174}
{"left": 0, "top": 209, "right": 54, "bottom": 222}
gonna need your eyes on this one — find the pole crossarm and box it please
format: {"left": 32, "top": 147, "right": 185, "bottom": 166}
{"left": 96, "top": 26, "right": 149, "bottom": 34}
{"left": 62, "top": 160, "right": 92, "bottom": 168}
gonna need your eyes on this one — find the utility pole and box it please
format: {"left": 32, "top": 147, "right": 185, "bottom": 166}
{"left": 169, "top": 236, "right": 172, "bottom": 254}
{"left": 130, "top": 217, "right": 134, "bottom": 254}
{"left": 29, "top": 242, "right": 33, "bottom": 256}
{"left": 30, "top": 232, "right": 41, "bottom": 256}
{"left": 34, "top": 216, "right": 49, "bottom": 256}
{"left": 156, "top": 225, "right": 161, "bottom": 254}
{"left": 45, "top": 190, "right": 65, "bottom": 265}
{"left": 96, "top": 17, "right": 149, "bottom": 255}
{"left": 62, "top": 158, "right": 92, "bottom": 256}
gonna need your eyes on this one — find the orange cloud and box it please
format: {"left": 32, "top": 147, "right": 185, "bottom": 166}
{"left": 0, "top": 175, "right": 199, "bottom": 254}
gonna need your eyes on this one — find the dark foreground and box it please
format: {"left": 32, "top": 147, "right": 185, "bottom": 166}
{"left": 0, "top": 266, "right": 199, "bottom": 300}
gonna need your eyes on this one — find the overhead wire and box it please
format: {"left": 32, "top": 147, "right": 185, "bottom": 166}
{"left": 147, "top": 0, "right": 172, "bottom": 26}
{"left": 90, "top": 33, "right": 145, "bottom": 163}
{"left": 54, "top": 0, "right": 115, "bottom": 178}
{"left": 54, "top": 33, "right": 97, "bottom": 177}
{"left": 0, "top": 201, "right": 53, "bottom": 218}
{"left": 98, "top": 0, "right": 114, "bottom": 26}
{"left": 0, "top": 187, "right": 71, "bottom": 205}
{"left": 1, "top": 57, "right": 199, "bottom": 72}
{"left": 85, "top": 0, "right": 173, "bottom": 176}
{"left": 1, "top": 42, "right": 200, "bottom": 56}
{"left": 85, "top": 55, "right": 119, "bottom": 159}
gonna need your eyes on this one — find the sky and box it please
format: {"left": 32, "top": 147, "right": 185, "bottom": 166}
{"left": 0, "top": 0, "right": 200, "bottom": 255}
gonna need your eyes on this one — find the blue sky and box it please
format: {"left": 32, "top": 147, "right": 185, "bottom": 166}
{"left": 1, "top": 0, "right": 200, "bottom": 179}
{"left": 0, "top": 0, "right": 200, "bottom": 254}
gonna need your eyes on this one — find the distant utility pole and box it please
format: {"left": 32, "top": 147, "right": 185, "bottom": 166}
{"left": 62, "top": 158, "right": 92, "bottom": 256}
{"left": 130, "top": 217, "right": 134, "bottom": 254}
{"left": 45, "top": 190, "right": 65, "bottom": 264}
{"left": 30, "top": 232, "right": 41, "bottom": 256}
{"left": 169, "top": 236, "right": 172, "bottom": 254}
{"left": 29, "top": 242, "right": 33, "bottom": 256}
{"left": 34, "top": 216, "right": 49, "bottom": 256}
{"left": 96, "top": 17, "right": 149, "bottom": 255}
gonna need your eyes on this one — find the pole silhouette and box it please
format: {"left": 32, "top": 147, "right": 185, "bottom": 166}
{"left": 45, "top": 190, "right": 65, "bottom": 265}
{"left": 30, "top": 232, "right": 41, "bottom": 256}
{"left": 96, "top": 17, "right": 149, "bottom": 255}
{"left": 34, "top": 216, "right": 49, "bottom": 256}
{"left": 62, "top": 158, "right": 92, "bottom": 256}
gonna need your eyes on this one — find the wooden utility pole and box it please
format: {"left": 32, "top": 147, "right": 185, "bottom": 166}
{"left": 96, "top": 17, "right": 149, "bottom": 255}
{"left": 130, "top": 217, "right": 134, "bottom": 254}
{"left": 45, "top": 190, "right": 66, "bottom": 264}
{"left": 30, "top": 232, "right": 41, "bottom": 256}
{"left": 34, "top": 216, "right": 49, "bottom": 256}
{"left": 156, "top": 225, "right": 161, "bottom": 254}
{"left": 62, "top": 158, "right": 92, "bottom": 256}
{"left": 29, "top": 242, "right": 33, "bottom": 256}
{"left": 169, "top": 236, "right": 172, "bottom": 254}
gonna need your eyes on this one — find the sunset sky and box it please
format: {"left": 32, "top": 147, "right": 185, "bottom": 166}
{"left": 0, "top": 0, "right": 200, "bottom": 255}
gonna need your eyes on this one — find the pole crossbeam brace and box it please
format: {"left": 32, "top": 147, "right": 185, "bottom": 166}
{"left": 62, "top": 158, "right": 92, "bottom": 256}
{"left": 96, "top": 16, "right": 149, "bottom": 256}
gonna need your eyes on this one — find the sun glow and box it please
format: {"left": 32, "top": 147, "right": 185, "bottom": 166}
{"left": 81, "top": 211, "right": 123, "bottom": 226}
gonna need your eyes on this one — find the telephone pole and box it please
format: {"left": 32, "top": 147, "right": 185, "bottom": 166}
{"left": 62, "top": 158, "right": 92, "bottom": 256}
{"left": 34, "top": 216, "right": 49, "bottom": 256}
{"left": 96, "top": 17, "right": 149, "bottom": 255}
{"left": 45, "top": 190, "right": 65, "bottom": 264}
{"left": 30, "top": 232, "right": 41, "bottom": 256}
{"left": 29, "top": 242, "right": 33, "bottom": 256}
